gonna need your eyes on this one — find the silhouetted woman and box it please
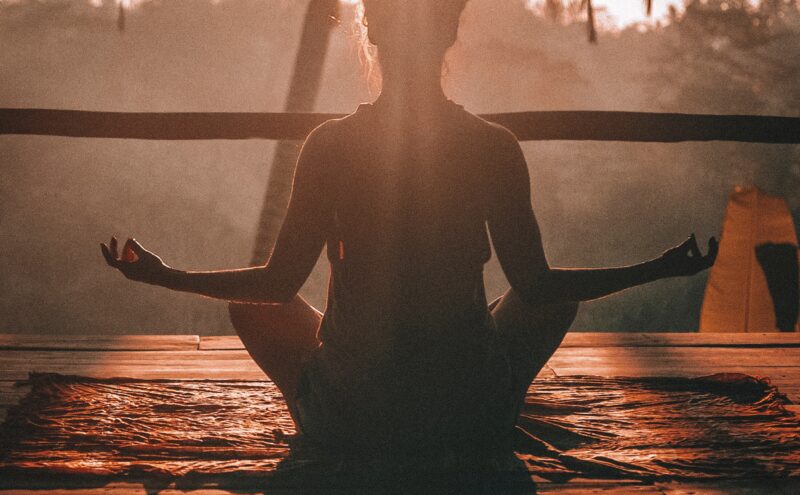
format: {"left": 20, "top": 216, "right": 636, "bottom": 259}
{"left": 102, "top": 0, "right": 716, "bottom": 457}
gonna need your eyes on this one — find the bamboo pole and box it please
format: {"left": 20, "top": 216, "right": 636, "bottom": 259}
{"left": 2, "top": 108, "right": 798, "bottom": 143}
{"left": 249, "top": 0, "right": 339, "bottom": 265}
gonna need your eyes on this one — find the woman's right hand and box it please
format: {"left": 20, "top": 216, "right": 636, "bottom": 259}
{"left": 100, "top": 236, "right": 169, "bottom": 285}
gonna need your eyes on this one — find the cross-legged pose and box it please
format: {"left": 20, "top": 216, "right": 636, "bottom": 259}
{"left": 102, "top": 0, "right": 716, "bottom": 456}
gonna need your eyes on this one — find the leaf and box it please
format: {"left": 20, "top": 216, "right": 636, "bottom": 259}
{"left": 700, "top": 186, "right": 799, "bottom": 333}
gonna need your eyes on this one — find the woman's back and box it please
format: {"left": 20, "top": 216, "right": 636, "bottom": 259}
{"left": 295, "top": 100, "right": 517, "bottom": 452}
{"left": 316, "top": 100, "right": 512, "bottom": 354}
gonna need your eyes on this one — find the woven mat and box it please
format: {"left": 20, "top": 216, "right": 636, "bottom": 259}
{"left": 1, "top": 373, "right": 798, "bottom": 487}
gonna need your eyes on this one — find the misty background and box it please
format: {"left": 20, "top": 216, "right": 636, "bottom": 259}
{"left": 1, "top": 0, "right": 798, "bottom": 335}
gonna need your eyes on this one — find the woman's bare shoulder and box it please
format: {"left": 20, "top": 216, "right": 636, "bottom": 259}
{"left": 303, "top": 105, "right": 368, "bottom": 151}
{"left": 457, "top": 107, "right": 520, "bottom": 151}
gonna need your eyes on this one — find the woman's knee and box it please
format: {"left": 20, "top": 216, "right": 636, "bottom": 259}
{"left": 228, "top": 296, "right": 321, "bottom": 344}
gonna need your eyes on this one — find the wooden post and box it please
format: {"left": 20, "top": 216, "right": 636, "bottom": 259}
{"left": 250, "top": 0, "right": 339, "bottom": 265}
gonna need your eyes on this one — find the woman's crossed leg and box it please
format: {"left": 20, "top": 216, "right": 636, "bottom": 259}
{"left": 228, "top": 289, "right": 577, "bottom": 428}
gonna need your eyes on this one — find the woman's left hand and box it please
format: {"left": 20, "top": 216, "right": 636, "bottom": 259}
{"left": 101, "top": 236, "right": 168, "bottom": 285}
{"left": 659, "top": 234, "right": 719, "bottom": 277}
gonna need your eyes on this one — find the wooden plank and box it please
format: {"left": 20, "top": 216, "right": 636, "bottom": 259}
{"left": 3, "top": 108, "right": 800, "bottom": 143}
{"left": 2, "top": 348, "right": 797, "bottom": 371}
{"left": 0, "top": 350, "right": 254, "bottom": 362}
{"left": 0, "top": 347, "right": 798, "bottom": 396}
{"left": 0, "top": 347, "right": 800, "bottom": 371}
{"left": 2, "top": 348, "right": 798, "bottom": 369}
{"left": 0, "top": 349, "right": 268, "bottom": 380}
{"left": 1, "top": 342, "right": 798, "bottom": 397}
{"left": 562, "top": 332, "right": 800, "bottom": 348}
{"left": 548, "top": 347, "right": 800, "bottom": 367}
{"left": 200, "top": 335, "right": 244, "bottom": 350}
{"left": 0, "top": 335, "right": 199, "bottom": 351}
{"left": 0, "top": 350, "right": 267, "bottom": 381}
{"left": 0, "top": 370, "right": 268, "bottom": 381}
{"left": 199, "top": 333, "right": 800, "bottom": 351}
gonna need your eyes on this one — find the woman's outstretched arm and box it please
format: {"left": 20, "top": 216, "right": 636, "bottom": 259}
{"left": 101, "top": 125, "right": 333, "bottom": 304}
{"left": 486, "top": 127, "right": 718, "bottom": 307}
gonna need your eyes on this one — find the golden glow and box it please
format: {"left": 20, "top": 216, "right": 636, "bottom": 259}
{"left": 91, "top": 0, "right": 679, "bottom": 30}
{"left": 529, "top": 0, "right": 764, "bottom": 29}
{"left": 84, "top": 0, "right": 775, "bottom": 31}
{"left": 587, "top": 0, "right": 678, "bottom": 28}
{"left": 346, "top": 0, "right": 677, "bottom": 30}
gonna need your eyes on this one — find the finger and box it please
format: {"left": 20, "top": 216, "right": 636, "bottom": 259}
{"left": 123, "top": 238, "right": 140, "bottom": 263}
{"left": 110, "top": 236, "right": 119, "bottom": 260}
{"left": 705, "top": 237, "right": 719, "bottom": 266}
{"left": 128, "top": 238, "right": 145, "bottom": 255}
{"left": 687, "top": 234, "right": 702, "bottom": 258}
{"left": 100, "top": 243, "right": 119, "bottom": 267}
{"left": 675, "top": 236, "right": 692, "bottom": 255}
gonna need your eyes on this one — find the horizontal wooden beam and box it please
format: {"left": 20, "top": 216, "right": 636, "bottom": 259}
{"left": 2, "top": 108, "right": 799, "bottom": 143}
{"left": 1, "top": 333, "right": 797, "bottom": 352}
{"left": 0, "top": 334, "right": 199, "bottom": 351}
{"left": 200, "top": 333, "right": 800, "bottom": 351}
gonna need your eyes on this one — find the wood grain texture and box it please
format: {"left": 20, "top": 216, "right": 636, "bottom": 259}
{"left": 1, "top": 347, "right": 798, "bottom": 400}
{"left": 0, "top": 334, "right": 199, "bottom": 351}
{"left": 1, "top": 348, "right": 797, "bottom": 369}
{"left": 561, "top": 332, "right": 800, "bottom": 347}
{"left": 1, "top": 333, "right": 798, "bottom": 493}
{"left": 200, "top": 333, "right": 800, "bottom": 350}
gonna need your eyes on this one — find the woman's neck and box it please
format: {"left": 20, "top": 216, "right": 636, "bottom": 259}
{"left": 375, "top": 69, "right": 448, "bottom": 112}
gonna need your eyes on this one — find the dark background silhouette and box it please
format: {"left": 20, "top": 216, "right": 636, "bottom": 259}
{"left": 1, "top": 0, "right": 798, "bottom": 334}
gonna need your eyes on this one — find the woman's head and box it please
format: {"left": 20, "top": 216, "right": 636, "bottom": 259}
{"left": 358, "top": 0, "right": 468, "bottom": 87}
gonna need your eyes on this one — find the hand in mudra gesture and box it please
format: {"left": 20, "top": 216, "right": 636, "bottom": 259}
{"left": 101, "top": 236, "right": 168, "bottom": 285}
{"left": 660, "top": 234, "right": 719, "bottom": 277}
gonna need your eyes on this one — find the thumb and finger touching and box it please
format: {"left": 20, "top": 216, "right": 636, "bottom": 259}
{"left": 100, "top": 237, "right": 145, "bottom": 267}
{"left": 666, "top": 234, "right": 719, "bottom": 274}
{"left": 123, "top": 238, "right": 143, "bottom": 263}
{"left": 687, "top": 234, "right": 702, "bottom": 259}
{"left": 688, "top": 234, "right": 719, "bottom": 270}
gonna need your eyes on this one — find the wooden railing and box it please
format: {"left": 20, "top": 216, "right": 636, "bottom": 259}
{"left": 2, "top": 108, "right": 799, "bottom": 143}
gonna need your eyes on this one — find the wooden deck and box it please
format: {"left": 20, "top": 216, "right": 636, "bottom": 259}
{"left": 1, "top": 332, "right": 799, "bottom": 494}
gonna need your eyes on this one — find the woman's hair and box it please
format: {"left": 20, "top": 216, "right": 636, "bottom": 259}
{"left": 353, "top": 2, "right": 380, "bottom": 93}
{"left": 354, "top": 0, "right": 469, "bottom": 94}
